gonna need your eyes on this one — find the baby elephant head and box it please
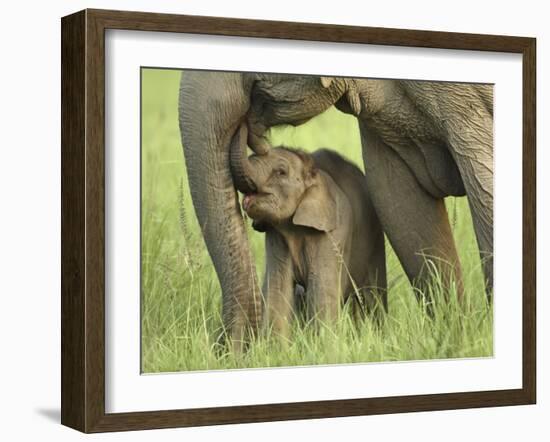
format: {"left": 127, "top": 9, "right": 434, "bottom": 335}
{"left": 230, "top": 124, "right": 337, "bottom": 232}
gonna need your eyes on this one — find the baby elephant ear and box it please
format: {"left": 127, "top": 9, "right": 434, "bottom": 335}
{"left": 292, "top": 182, "right": 338, "bottom": 232}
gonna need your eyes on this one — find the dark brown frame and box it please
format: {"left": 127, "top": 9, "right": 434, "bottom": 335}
{"left": 61, "top": 8, "right": 536, "bottom": 433}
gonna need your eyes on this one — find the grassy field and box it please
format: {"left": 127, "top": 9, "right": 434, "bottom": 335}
{"left": 141, "top": 68, "right": 492, "bottom": 373}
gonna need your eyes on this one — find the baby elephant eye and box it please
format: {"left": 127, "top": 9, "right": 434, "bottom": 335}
{"left": 276, "top": 168, "right": 287, "bottom": 177}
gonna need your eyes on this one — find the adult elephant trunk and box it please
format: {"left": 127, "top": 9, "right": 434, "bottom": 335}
{"left": 229, "top": 124, "right": 257, "bottom": 194}
{"left": 178, "top": 72, "right": 261, "bottom": 349}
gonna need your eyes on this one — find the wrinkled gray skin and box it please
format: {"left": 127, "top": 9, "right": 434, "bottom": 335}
{"left": 229, "top": 128, "right": 386, "bottom": 337}
{"left": 178, "top": 73, "right": 493, "bottom": 346}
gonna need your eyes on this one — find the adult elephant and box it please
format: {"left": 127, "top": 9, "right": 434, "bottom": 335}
{"left": 178, "top": 72, "right": 493, "bottom": 346}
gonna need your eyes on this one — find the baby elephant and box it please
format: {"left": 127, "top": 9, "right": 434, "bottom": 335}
{"left": 230, "top": 126, "right": 387, "bottom": 337}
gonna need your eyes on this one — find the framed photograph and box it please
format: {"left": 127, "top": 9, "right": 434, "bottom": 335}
{"left": 61, "top": 9, "right": 536, "bottom": 433}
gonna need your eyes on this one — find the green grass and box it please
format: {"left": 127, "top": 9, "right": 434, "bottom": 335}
{"left": 141, "top": 68, "right": 493, "bottom": 373}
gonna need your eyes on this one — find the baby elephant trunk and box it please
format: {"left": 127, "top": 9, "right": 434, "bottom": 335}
{"left": 229, "top": 123, "right": 258, "bottom": 194}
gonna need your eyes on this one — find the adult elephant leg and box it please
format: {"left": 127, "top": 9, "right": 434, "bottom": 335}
{"left": 402, "top": 81, "right": 494, "bottom": 298}
{"left": 179, "top": 72, "right": 261, "bottom": 350}
{"left": 186, "top": 137, "right": 261, "bottom": 349}
{"left": 447, "top": 118, "right": 494, "bottom": 298}
{"left": 361, "top": 126, "right": 464, "bottom": 303}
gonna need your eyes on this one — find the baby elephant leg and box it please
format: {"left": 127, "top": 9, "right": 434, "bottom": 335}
{"left": 306, "top": 261, "right": 342, "bottom": 326}
{"left": 355, "top": 287, "right": 387, "bottom": 326}
{"left": 263, "top": 233, "right": 295, "bottom": 339}
{"left": 360, "top": 232, "right": 388, "bottom": 324}
{"left": 293, "top": 284, "right": 307, "bottom": 323}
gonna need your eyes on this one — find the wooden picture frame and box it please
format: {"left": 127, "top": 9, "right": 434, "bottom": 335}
{"left": 61, "top": 8, "right": 536, "bottom": 433}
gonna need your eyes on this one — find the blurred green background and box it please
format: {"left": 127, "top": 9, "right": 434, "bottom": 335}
{"left": 141, "top": 68, "right": 492, "bottom": 372}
